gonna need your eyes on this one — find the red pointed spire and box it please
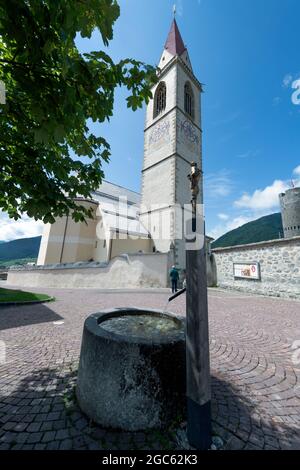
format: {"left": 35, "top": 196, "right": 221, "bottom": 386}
{"left": 164, "top": 19, "right": 186, "bottom": 56}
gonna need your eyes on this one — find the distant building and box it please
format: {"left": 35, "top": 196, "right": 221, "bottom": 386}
{"left": 279, "top": 187, "right": 300, "bottom": 239}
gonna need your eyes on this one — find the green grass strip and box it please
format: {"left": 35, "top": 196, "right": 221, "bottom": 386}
{"left": 0, "top": 287, "right": 52, "bottom": 303}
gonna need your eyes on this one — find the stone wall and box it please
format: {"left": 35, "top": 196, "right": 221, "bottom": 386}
{"left": 7, "top": 253, "right": 170, "bottom": 289}
{"left": 212, "top": 236, "right": 300, "bottom": 299}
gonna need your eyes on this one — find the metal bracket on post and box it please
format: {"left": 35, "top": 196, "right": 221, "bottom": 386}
{"left": 186, "top": 162, "right": 212, "bottom": 450}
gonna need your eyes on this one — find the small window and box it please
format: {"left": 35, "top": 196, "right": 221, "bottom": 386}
{"left": 103, "top": 240, "right": 106, "bottom": 248}
{"left": 154, "top": 82, "right": 166, "bottom": 118}
{"left": 184, "top": 82, "right": 194, "bottom": 119}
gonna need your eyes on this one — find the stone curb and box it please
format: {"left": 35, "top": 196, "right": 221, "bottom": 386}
{"left": 0, "top": 296, "right": 55, "bottom": 307}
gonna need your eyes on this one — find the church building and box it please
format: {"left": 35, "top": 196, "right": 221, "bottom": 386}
{"left": 37, "top": 19, "right": 204, "bottom": 273}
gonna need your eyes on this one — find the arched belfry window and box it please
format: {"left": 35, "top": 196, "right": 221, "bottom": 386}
{"left": 154, "top": 82, "right": 166, "bottom": 118}
{"left": 184, "top": 82, "right": 194, "bottom": 119}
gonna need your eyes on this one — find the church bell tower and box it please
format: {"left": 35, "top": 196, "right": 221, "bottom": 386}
{"left": 140, "top": 19, "right": 203, "bottom": 269}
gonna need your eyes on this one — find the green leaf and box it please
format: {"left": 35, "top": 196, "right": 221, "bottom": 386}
{"left": 0, "top": 0, "right": 158, "bottom": 223}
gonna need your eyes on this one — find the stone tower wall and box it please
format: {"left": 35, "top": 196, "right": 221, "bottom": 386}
{"left": 140, "top": 56, "right": 203, "bottom": 269}
{"left": 279, "top": 187, "right": 300, "bottom": 238}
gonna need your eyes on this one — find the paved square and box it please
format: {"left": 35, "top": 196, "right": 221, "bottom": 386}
{"left": 0, "top": 286, "right": 300, "bottom": 450}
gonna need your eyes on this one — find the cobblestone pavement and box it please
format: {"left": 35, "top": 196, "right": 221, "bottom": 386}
{"left": 1, "top": 285, "right": 300, "bottom": 450}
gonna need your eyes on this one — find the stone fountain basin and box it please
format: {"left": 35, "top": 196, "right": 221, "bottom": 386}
{"left": 76, "top": 308, "right": 186, "bottom": 431}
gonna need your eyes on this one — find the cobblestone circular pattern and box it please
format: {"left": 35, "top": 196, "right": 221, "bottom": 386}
{"left": 1, "top": 286, "right": 300, "bottom": 450}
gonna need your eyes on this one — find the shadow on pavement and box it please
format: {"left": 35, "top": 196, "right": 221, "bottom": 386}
{"left": 211, "top": 375, "right": 300, "bottom": 450}
{"left": 0, "top": 361, "right": 300, "bottom": 450}
{"left": 0, "top": 303, "right": 63, "bottom": 331}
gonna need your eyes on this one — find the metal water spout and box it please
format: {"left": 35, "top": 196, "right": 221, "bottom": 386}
{"left": 162, "top": 287, "right": 186, "bottom": 318}
{"left": 168, "top": 287, "right": 186, "bottom": 303}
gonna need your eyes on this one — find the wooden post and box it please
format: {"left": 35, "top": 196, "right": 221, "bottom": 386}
{"left": 186, "top": 162, "right": 211, "bottom": 450}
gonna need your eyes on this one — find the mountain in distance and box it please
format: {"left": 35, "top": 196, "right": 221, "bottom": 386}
{"left": 0, "top": 236, "right": 41, "bottom": 265}
{"left": 0, "top": 213, "right": 285, "bottom": 263}
{"left": 212, "top": 213, "right": 283, "bottom": 249}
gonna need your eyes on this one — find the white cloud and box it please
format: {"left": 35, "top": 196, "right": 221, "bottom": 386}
{"left": 205, "top": 170, "right": 233, "bottom": 198}
{"left": 208, "top": 164, "right": 300, "bottom": 241}
{"left": 234, "top": 179, "right": 289, "bottom": 211}
{"left": 218, "top": 213, "right": 229, "bottom": 221}
{"left": 236, "top": 150, "right": 252, "bottom": 159}
{"left": 236, "top": 149, "right": 260, "bottom": 159}
{"left": 226, "top": 215, "right": 252, "bottom": 231}
{"left": 208, "top": 225, "right": 224, "bottom": 241}
{"left": 293, "top": 165, "right": 300, "bottom": 177}
{"left": 0, "top": 211, "right": 43, "bottom": 242}
{"left": 283, "top": 74, "right": 293, "bottom": 88}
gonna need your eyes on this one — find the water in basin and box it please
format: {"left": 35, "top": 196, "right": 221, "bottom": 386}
{"left": 100, "top": 314, "right": 182, "bottom": 340}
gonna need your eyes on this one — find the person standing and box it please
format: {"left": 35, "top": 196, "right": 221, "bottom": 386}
{"left": 169, "top": 265, "right": 179, "bottom": 293}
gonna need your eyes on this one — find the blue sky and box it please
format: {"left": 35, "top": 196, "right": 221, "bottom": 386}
{"left": 78, "top": 0, "right": 300, "bottom": 239}
{"left": 1, "top": 0, "right": 300, "bottom": 240}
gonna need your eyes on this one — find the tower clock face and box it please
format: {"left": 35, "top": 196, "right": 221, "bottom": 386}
{"left": 148, "top": 118, "right": 171, "bottom": 150}
{"left": 177, "top": 117, "right": 200, "bottom": 153}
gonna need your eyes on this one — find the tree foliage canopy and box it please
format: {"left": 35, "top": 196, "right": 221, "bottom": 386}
{"left": 0, "top": 0, "right": 157, "bottom": 223}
